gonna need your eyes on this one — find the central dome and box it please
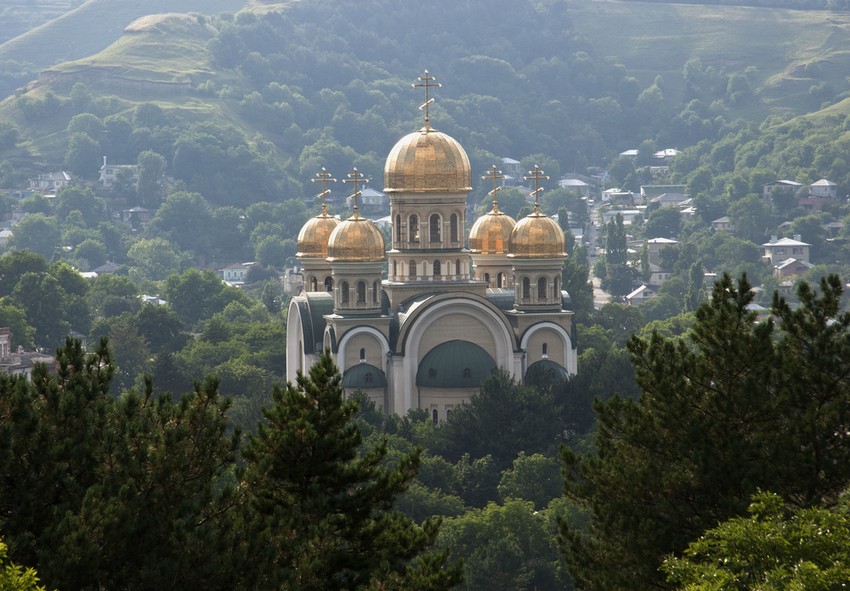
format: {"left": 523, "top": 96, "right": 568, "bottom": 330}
{"left": 384, "top": 126, "right": 472, "bottom": 193}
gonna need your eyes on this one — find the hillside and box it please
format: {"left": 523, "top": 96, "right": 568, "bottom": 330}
{"left": 0, "top": 0, "right": 247, "bottom": 70}
{"left": 4, "top": 0, "right": 850, "bottom": 184}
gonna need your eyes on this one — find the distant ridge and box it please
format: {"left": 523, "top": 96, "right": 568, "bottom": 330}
{"left": 0, "top": 0, "right": 247, "bottom": 70}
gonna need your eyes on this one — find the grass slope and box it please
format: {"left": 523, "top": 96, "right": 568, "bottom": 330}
{"left": 4, "top": 0, "right": 850, "bottom": 168}
{"left": 575, "top": 0, "right": 850, "bottom": 114}
{"left": 0, "top": 0, "right": 247, "bottom": 70}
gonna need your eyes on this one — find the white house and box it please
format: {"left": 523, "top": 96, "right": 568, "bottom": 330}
{"left": 762, "top": 235, "right": 810, "bottom": 265}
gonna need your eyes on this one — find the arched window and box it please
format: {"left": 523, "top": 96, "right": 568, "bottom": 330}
{"left": 484, "top": 272, "right": 491, "bottom": 285}
{"left": 430, "top": 214, "right": 441, "bottom": 243}
{"left": 498, "top": 272, "right": 506, "bottom": 288}
{"left": 340, "top": 281, "right": 349, "bottom": 304}
{"left": 542, "top": 342, "right": 548, "bottom": 358}
{"left": 433, "top": 259, "right": 441, "bottom": 278}
{"left": 538, "top": 277, "right": 547, "bottom": 301}
{"left": 455, "top": 259, "right": 461, "bottom": 277}
{"left": 432, "top": 409, "right": 439, "bottom": 424}
{"left": 324, "top": 276, "right": 334, "bottom": 292}
{"left": 409, "top": 260, "right": 417, "bottom": 280}
{"left": 522, "top": 277, "right": 531, "bottom": 300}
{"left": 395, "top": 214, "right": 401, "bottom": 244}
{"left": 310, "top": 276, "right": 317, "bottom": 291}
{"left": 356, "top": 281, "right": 366, "bottom": 303}
{"left": 409, "top": 214, "right": 420, "bottom": 243}
{"left": 360, "top": 347, "right": 366, "bottom": 362}
{"left": 463, "top": 367, "right": 472, "bottom": 378}
{"left": 554, "top": 276, "right": 561, "bottom": 300}
{"left": 365, "top": 372, "right": 373, "bottom": 384}
{"left": 450, "top": 213, "right": 459, "bottom": 243}
{"left": 372, "top": 281, "right": 378, "bottom": 303}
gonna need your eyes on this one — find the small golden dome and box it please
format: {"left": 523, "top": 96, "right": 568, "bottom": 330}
{"left": 469, "top": 208, "right": 516, "bottom": 255}
{"left": 384, "top": 126, "right": 472, "bottom": 193}
{"left": 509, "top": 211, "right": 566, "bottom": 258}
{"left": 327, "top": 216, "right": 386, "bottom": 262}
{"left": 296, "top": 212, "right": 340, "bottom": 258}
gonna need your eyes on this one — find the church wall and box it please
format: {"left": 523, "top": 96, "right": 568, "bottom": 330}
{"left": 342, "top": 332, "right": 386, "bottom": 370}
{"left": 524, "top": 326, "right": 567, "bottom": 366}
{"left": 417, "top": 312, "right": 498, "bottom": 361}
{"left": 419, "top": 388, "right": 476, "bottom": 422}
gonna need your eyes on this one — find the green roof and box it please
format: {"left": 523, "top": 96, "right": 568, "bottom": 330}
{"left": 416, "top": 340, "right": 496, "bottom": 389}
{"left": 525, "top": 359, "right": 569, "bottom": 383}
{"left": 342, "top": 363, "right": 387, "bottom": 389}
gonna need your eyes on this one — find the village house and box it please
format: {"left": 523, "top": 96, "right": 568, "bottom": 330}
{"left": 646, "top": 237, "right": 678, "bottom": 265}
{"left": 625, "top": 284, "right": 654, "bottom": 305}
{"left": 712, "top": 216, "right": 733, "bottom": 232}
{"left": 762, "top": 179, "right": 803, "bottom": 199}
{"left": 640, "top": 184, "right": 687, "bottom": 205}
{"left": 762, "top": 235, "right": 810, "bottom": 266}
{"left": 500, "top": 157, "right": 521, "bottom": 186}
{"left": 0, "top": 328, "right": 56, "bottom": 379}
{"left": 99, "top": 157, "right": 138, "bottom": 189}
{"left": 798, "top": 179, "right": 838, "bottom": 211}
{"left": 774, "top": 257, "right": 814, "bottom": 279}
{"left": 218, "top": 262, "right": 255, "bottom": 285}
{"left": 29, "top": 171, "right": 72, "bottom": 193}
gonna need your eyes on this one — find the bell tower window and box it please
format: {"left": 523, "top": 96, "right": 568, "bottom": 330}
{"left": 538, "top": 277, "right": 547, "bottom": 301}
{"left": 356, "top": 281, "right": 366, "bottom": 303}
{"left": 340, "top": 281, "right": 350, "bottom": 304}
{"left": 430, "top": 214, "right": 441, "bottom": 243}
{"left": 450, "top": 213, "right": 459, "bottom": 243}
{"left": 433, "top": 259, "right": 441, "bottom": 278}
{"left": 409, "top": 260, "right": 417, "bottom": 280}
{"left": 409, "top": 214, "right": 420, "bottom": 243}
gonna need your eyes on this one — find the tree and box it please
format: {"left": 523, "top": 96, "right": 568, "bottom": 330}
{"left": 7, "top": 215, "right": 60, "bottom": 260}
{"left": 55, "top": 186, "right": 105, "bottom": 225}
{"left": 127, "top": 237, "right": 183, "bottom": 282}
{"left": 497, "top": 452, "right": 562, "bottom": 510}
{"left": 9, "top": 272, "right": 69, "bottom": 350}
{"left": 435, "top": 371, "right": 564, "bottom": 470}
{"left": 136, "top": 150, "right": 166, "bottom": 207}
{"left": 146, "top": 191, "right": 213, "bottom": 255}
{"left": 439, "top": 499, "right": 569, "bottom": 591}
{"left": 240, "top": 351, "right": 462, "bottom": 590}
{"left": 644, "top": 206, "right": 681, "bottom": 239}
{"left": 163, "top": 268, "right": 247, "bottom": 328}
{"left": 0, "top": 538, "right": 45, "bottom": 591}
{"left": 0, "top": 251, "right": 47, "bottom": 298}
{"left": 664, "top": 492, "right": 850, "bottom": 591}
{"left": 603, "top": 213, "right": 632, "bottom": 296}
{"left": 560, "top": 274, "right": 850, "bottom": 591}
{"left": 64, "top": 132, "right": 101, "bottom": 179}
{"left": 0, "top": 338, "right": 241, "bottom": 591}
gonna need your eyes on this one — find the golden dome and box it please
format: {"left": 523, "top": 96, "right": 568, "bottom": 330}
{"left": 384, "top": 126, "right": 472, "bottom": 193}
{"left": 469, "top": 207, "right": 516, "bottom": 254}
{"left": 509, "top": 211, "right": 566, "bottom": 258}
{"left": 327, "top": 216, "right": 386, "bottom": 262}
{"left": 296, "top": 212, "right": 340, "bottom": 258}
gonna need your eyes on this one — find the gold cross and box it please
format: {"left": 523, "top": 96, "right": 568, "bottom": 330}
{"left": 482, "top": 165, "right": 505, "bottom": 213}
{"left": 343, "top": 167, "right": 366, "bottom": 218}
{"left": 524, "top": 165, "right": 549, "bottom": 212}
{"left": 412, "top": 69, "right": 441, "bottom": 127}
{"left": 311, "top": 167, "right": 336, "bottom": 215}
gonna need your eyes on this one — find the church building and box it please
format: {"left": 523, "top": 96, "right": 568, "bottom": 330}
{"left": 286, "top": 72, "right": 577, "bottom": 421}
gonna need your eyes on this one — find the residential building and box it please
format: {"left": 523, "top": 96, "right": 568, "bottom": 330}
{"left": 762, "top": 235, "right": 810, "bottom": 266}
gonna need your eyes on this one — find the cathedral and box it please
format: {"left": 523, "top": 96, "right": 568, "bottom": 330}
{"left": 286, "top": 72, "right": 577, "bottom": 421}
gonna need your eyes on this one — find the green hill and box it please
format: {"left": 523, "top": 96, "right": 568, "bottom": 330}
{"left": 0, "top": 0, "right": 246, "bottom": 70}
{"left": 4, "top": 0, "right": 850, "bottom": 182}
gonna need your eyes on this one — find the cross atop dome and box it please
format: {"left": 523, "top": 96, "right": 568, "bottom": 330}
{"left": 311, "top": 167, "right": 336, "bottom": 215}
{"left": 524, "top": 165, "right": 549, "bottom": 212}
{"left": 412, "top": 69, "right": 441, "bottom": 129}
{"left": 482, "top": 165, "right": 505, "bottom": 213}
{"left": 343, "top": 167, "right": 366, "bottom": 218}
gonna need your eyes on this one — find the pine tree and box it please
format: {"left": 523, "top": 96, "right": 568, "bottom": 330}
{"left": 241, "top": 351, "right": 462, "bottom": 591}
{"left": 560, "top": 274, "right": 850, "bottom": 591}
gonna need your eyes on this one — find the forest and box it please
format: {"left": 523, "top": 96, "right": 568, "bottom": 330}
{"left": 2, "top": 0, "right": 850, "bottom": 589}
